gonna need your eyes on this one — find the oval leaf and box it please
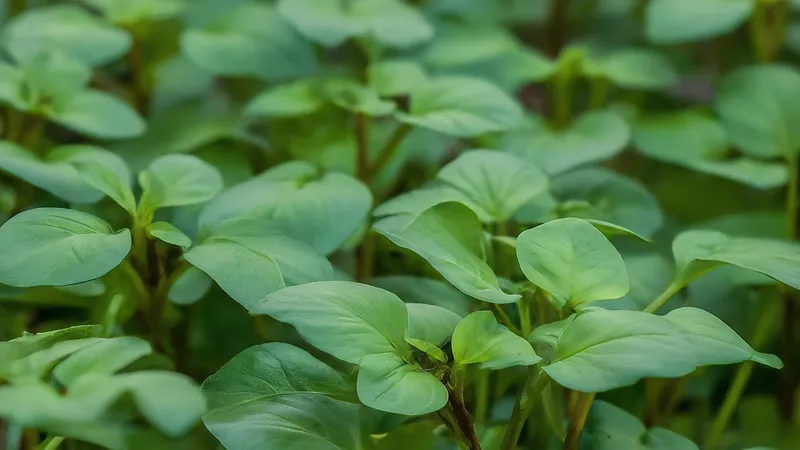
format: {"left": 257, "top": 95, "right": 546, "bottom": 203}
{"left": 452, "top": 311, "right": 541, "bottom": 370}
{"left": 357, "top": 352, "right": 448, "bottom": 415}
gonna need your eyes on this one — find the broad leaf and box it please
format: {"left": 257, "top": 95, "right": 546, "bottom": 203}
{"left": 138, "top": 154, "right": 223, "bottom": 215}
{"left": 634, "top": 110, "right": 789, "bottom": 189}
{"left": 185, "top": 218, "right": 332, "bottom": 310}
{"left": 325, "top": 79, "right": 396, "bottom": 116}
{"left": 357, "top": 352, "right": 448, "bottom": 415}
{"left": 69, "top": 148, "right": 137, "bottom": 214}
{"left": 49, "top": 90, "right": 146, "bottom": 140}
{"left": 374, "top": 202, "right": 520, "bottom": 304}
{"left": 715, "top": 65, "right": 800, "bottom": 158}
{"left": 181, "top": 1, "right": 317, "bottom": 81}
{"left": 277, "top": 0, "right": 433, "bottom": 48}
{"left": 168, "top": 267, "right": 213, "bottom": 305}
{"left": 81, "top": 0, "right": 187, "bottom": 24}
{"left": 542, "top": 308, "right": 781, "bottom": 392}
{"left": 582, "top": 401, "right": 700, "bottom": 450}
{"left": 517, "top": 218, "right": 630, "bottom": 308}
{"left": 502, "top": 110, "right": 630, "bottom": 174}
{"left": 0, "top": 325, "right": 102, "bottom": 375}
{"left": 405, "top": 303, "right": 462, "bottom": 346}
{"left": 396, "top": 77, "right": 524, "bottom": 137}
{"left": 672, "top": 229, "right": 800, "bottom": 291}
{"left": 374, "top": 185, "right": 493, "bottom": 222}
{"left": 0, "top": 208, "right": 131, "bottom": 287}
{"left": 252, "top": 281, "right": 412, "bottom": 364}
{"left": 585, "top": 48, "right": 678, "bottom": 91}
{"left": 368, "top": 60, "right": 428, "bottom": 96}
{"left": 370, "top": 276, "right": 473, "bottom": 317}
{"left": 1, "top": 5, "right": 131, "bottom": 66}
{"left": 437, "top": 150, "right": 548, "bottom": 222}
{"left": 645, "top": 0, "right": 753, "bottom": 44}
{"left": 52, "top": 337, "right": 152, "bottom": 387}
{"left": 2, "top": 338, "right": 104, "bottom": 382}
{"left": 199, "top": 161, "right": 372, "bottom": 255}
{"left": 244, "top": 80, "right": 323, "bottom": 118}
{"left": 452, "top": 311, "right": 540, "bottom": 370}
{"left": 147, "top": 222, "right": 191, "bottom": 249}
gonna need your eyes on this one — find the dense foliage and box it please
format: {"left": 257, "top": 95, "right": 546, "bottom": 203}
{"left": 1, "top": 0, "right": 800, "bottom": 449}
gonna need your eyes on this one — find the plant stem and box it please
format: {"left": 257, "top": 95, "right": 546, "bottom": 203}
{"left": 369, "top": 123, "right": 412, "bottom": 177}
{"left": 126, "top": 27, "right": 147, "bottom": 114}
{"left": 474, "top": 369, "right": 489, "bottom": 426}
{"left": 9, "top": 0, "right": 25, "bottom": 16}
{"left": 354, "top": 113, "right": 370, "bottom": 182}
{"left": 356, "top": 231, "right": 375, "bottom": 281}
{"left": 546, "top": 0, "right": 571, "bottom": 57}
{"left": 500, "top": 369, "right": 549, "bottom": 450}
{"left": 36, "top": 436, "right": 63, "bottom": 450}
{"left": 588, "top": 77, "right": 610, "bottom": 110}
{"left": 492, "top": 304, "right": 521, "bottom": 335}
{"left": 564, "top": 392, "right": 595, "bottom": 450}
{"left": 518, "top": 294, "right": 533, "bottom": 337}
{"left": 781, "top": 152, "right": 799, "bottom": 418}
{"left": 445, "top": 385, "right": 482, "bottom": 450}
{"left": 643, "top": 280, "right": 683, "bottom": 313}
{"left": 749, "top": 1, "right": 770, "bottom": 63}
{"left": 704, "top": 298, "right": 781, "bottom": 450}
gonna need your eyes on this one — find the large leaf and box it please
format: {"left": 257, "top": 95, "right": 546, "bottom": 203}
{"left": 405, "top": 303, "right": 462, "bottom": 346}
{"left": 370, "top": 276, "right": 473, "bottom": 317}
{"left": 277, "top": 0, "right": 433, "bottom": 48}
{"left": 368, "top": 60, "right": 428, "bottom": 97}
{"left": 199, "top": 161, "right": 372, "bottom": 255}
{"left": 437, "top": 150, "right": 548, "bottom": 222}
{"left": 0, "top": 208, "right": 131, "bottom": 287}
{"left": 68, "top": 147, "right": 137, "bottom": 214}
{"left": 2, "top": 338, "right": 104, "bottom": 383}
{"left": 715, "top": 65, "right": 800, "bottom": 158}
{"left": 0, "top": 325, "right": 102, "bottom": 375}
{"left": 0, "top": 142, "right": 128, "bottom": 204}
{"left": 517, "top": 218, "right": 630, "bottom": 308}
{"left": 672, "top": 229, "right": 800, "bottom": 291}
{"left": 644, "top": 0, "right": 753, "bottom": 45}
{"left": 138, "top": 154, "right": 223, "bottom": 215}
{"left": 374, "top": 185, "right": 492, "bottom": 223}
{"left": 357, "top": 352, "right": 448, "bottom": 415}
{"left": 203, "top": 343, "right": 361, "bottom": 450}
{"left": 452, "top": 311, "right": 540, "bottom": 370}
{"left": 633, "top": 110, "right": 789, "bottom": 189}
{"left": 49, "top": 90, "right": 146, "bottom": 140}
{"left": 251, "top": 281, "right": 411, "bottom": 364}
{"left": 1, "top": 5, "right": 131, "bottom": 66}
{"left": 244, "top": 80, "right": 324, "bottom": 118}
{"left": 181, "top": 1, "right": 317, "bottom": 80}
{"left": 584, "top": 48, "right": 677, "bottom": 91}
{"left": 374, "top": 202, "right": 519, "bottom": 304}
{"left": 185, "top": 218, "right": 333, "bottom": 310}
{"left": 502, "top": 111, "right": 630, "bottom": 174}
{"left": 542, "top": 308, "right": 781, "bottom": 392}
{"left": 396, "top": 77, "right": 524, "bottom": 137}
{"left": 52, "top": 337, "right": 152, "bottom": 387}
{"left": 582, "top": 401, "right": 699, "bottom": 450}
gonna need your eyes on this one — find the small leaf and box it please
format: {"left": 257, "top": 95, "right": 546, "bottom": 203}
{"left": 277, "top": 0, "right": 433, "bottom": 49}
{"left": 50, "top": 90, "right": 146, "bottom": 140}
{"left": 0, "top": 208, "right": 131, "bottom": 287}
{"left": 147, "top": 222, "right": 191, "bottom": 249}
{"left": 357, "top": 353, "right": 448, "bottom": 415}
{"left": 252, "top": 281, "right": 411, "bottom": 364}
{"left": 52, "top": 337, "right": 152, "bottom": 387}
{"left": 82, "top": 0, "right": 187, "bottom": 24}
{"left": 325, "top": 79, "right": 396, "bottom": 116}
{"left": 406, "top": 303, "right": 462, "bottom": 346}
{"left": 585, "top": 220, "right": 653, "bottom": 242}
{"left": 396, "top": 77, "right": 524, "bottom": 137}
{"left": 1, "top": 5, "right": 131, "bottom": 66}
{"left": 715, "top": 65, "right": 800, "bottom": 158}
{"left": 244, "top": 80, "right": 324, "bottom": 118}
{"left": 585, "top": 48, "right": 678, "bottom": 91}
{"left": 368, "top": 60, "right": 428, "bottom": 96}
{"left": 68, "top": 148, "right": 137, "bottom": 215}
{"left": 374, "top": 185, "right": 493, "bottom": 222}
{"left": 517, "top": 218, "right": 630, "bottom": 308}
{"left": 138, "top": 154, "right": 223, "bottom": 215}
{"left": 2, "top": 338, "right": 104, "bottom": 382}
{"left": 374, "top": 202, "right": 520, "bottom": 304}
{"left": 406, "top": 338, "right": 448, "bottom": 363}
{"left": 645, "top": 0, "right": 753, "bottom": 45}
{"left": 437, "top": 150, "right": 548, "bottom": 222}
{"left": 0, "top": 325, "right": 102, "bottom": 375}
{"left": 452, "top": 311, "right": 541, "bottom": 370}
{"left": 168, "top": 267, "right": 213, "bottom": 305}
{"left": 503, "top": 110, "right": 630, "bottom": 174}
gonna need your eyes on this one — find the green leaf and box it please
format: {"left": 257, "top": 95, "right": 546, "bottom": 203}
{"left": 82, "top": 0, "right": 187, "bottom": 24}
{"left": 502, "top": 110, "right": 630, "bottom": 174}
{"left": 549, "top": 167, "right": 664, "bottom": 239}
{"left": 396, "top": 77, "right": 524, "bottom": 137}
{"left": 204, "top": 347, "right": 363, "bottom": 450}
{"left": 585, "top": 219, "right": 653, "bottom": 242}
{"left": 0, "top": 325, "right": 102, "bottom": 375}
{"left": 542, "top": 308, "right": 781, "bottom": 392}
{"left": 644, "top": 0, "right": 753, "bottom": 44}
{"left": 0, "top": 142, "right": 126, "bottom": 204}
{"left": 582, "top": 401, "right": 700, "bottom": 450}
{"left": 517, "top": 218, "right": 630, "bottom": 308}
{"left": 370, "top": 276, "right": 473, "bottom": 317}
{"left": 452, "top": 311, "right": 541, "bottom": 370}
{"left": 357, "top": 352, "right": 448, "bottom": 415}
{"left": 168, "top": 267, "right": 213, "bottom": 305}
{"left": 138, "top": 154, "right": 223, "bottom": 215}
{"left": 585, "top": 48, "right": 678, "bottom": 91}
{"left": 185, "top": 218, "right": 333, "bottom": 310}
{"left": 406, "top": 338, "right": 448, "bottom": 363}
{"left": 437, "top": 150, "right": 548, "bottom": 222}
{"left": 715, "top": 65, "right": 800, "bottom": 158}
{"left": 49, "top": 91, "right": 145, "bottom": 140}
{"left": 1, "top": 5, "right": 131, "bottom": 66}
{"left": 52, "top": 337, "right": 152, "bottom": 387}
{"left": 325, "top": 79, "right": 396, "bottom": 116}
{"left": 374, "top": 202, "right": 520, "bottom": 304}
{"left": 0, "top": 208, "right": 131, "bottom": 287}
{"left": 2, "top": 338, "right": 104, "bottom": 382}
{"left": 69, "top": 148, "right": 137, "bottom": 215}
{"left": 374, "top": 186, "right": 493, "bottom": 222}
{"left": 244, "top": 80, "right": 324, "bottom": 118}
{"left": 20, "top": 50, "right": 92, "bottom": 105}
{"left": 633, "top": 110, "right": 789, "bottom": 189}
{"left": 368, "top": 60, "right": 428, "bottom": 96}
{"left": 405, "top": 303, "right": 462, "bottom": 346}
{"left": 253, "top": 281, "right": 411, "bottom": 363}
{"left": 277, "top": 0, "right": 433, "bottom": 49}
{"left": 199, "top": 161, "right": 372, "bottom": 255}
{"left": 147, "top": 222, "right": 191, "bottom": 249}
{"left": 672, "top": 229, "right": 800, "bottom": 291}
{"left": 181, "top": 2, "right": 317, "bottom": 81}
